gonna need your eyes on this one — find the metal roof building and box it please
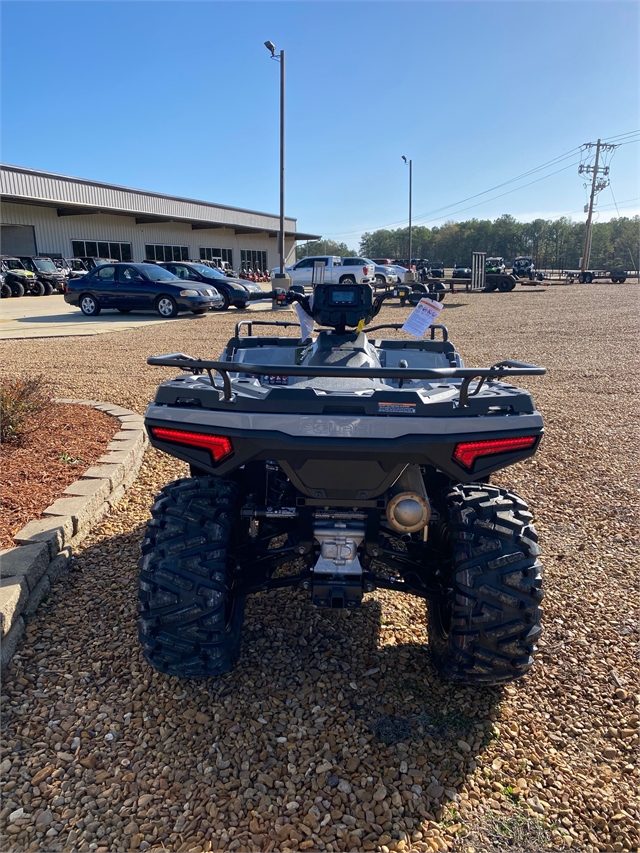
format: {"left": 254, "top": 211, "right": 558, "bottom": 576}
{"left": 0, "top": 164, "right": 319, "bottom": 271}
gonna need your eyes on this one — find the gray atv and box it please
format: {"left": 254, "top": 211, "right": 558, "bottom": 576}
{"left": 140, "top": 282, "right": 545, "bottom": 685}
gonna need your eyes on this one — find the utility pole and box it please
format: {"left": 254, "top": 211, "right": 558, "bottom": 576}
{"left": 578, "top": 139, "right": 618, "bottom": 272}
{"left": 402, "top": 156, "right": 413, "bottom": 281}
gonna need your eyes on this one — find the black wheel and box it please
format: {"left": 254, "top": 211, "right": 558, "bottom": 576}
{"left": 428, "top": 483, "right": 543, "bottom": 685}
{"left": 137, "top": 476, "right": 246, "bottom": 677}
{"left": 338, "top": 275, "right": 356, "bottom": 285}
{"left": 80, "top": 293, "right": 101, "bottom": 316}
{"left": 1, "top": 280, "right": 11, "bottom": 298}
{"left": 583, "top": 272, "right": 593, "bottom": 284}
{"left": 374, "top": 274, "right": 386, "bottom": 285}
{"left": 483, "top": 283, "right": 497, "bottom": 292}
{"left": 42, "top": 281, "right": 54, "bottom": 296}
{"left": 117, "top": 308, "right": 131, "bottom": 313}
{"left": 9, "top": 280, "right": 24, "bottom": 297}
{"left": 212, "top": 291, "right": 231, "bottom": 311}
{"left": 29, "top": 280, "right": 46, "bottom": 297}
{"left": 156, "top": 295, "right": 179, "bottom": 318}
{"left": 497, "top": 278, "right": 513, "bottom": 292}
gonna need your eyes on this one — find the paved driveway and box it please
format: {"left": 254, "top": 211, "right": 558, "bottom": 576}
{"left": 0, "top": 291, "right": 279, "bottom": 339}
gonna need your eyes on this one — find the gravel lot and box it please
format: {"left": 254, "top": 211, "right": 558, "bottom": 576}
{"left": 1, "top": 285, "right": 638, "bottom": 853}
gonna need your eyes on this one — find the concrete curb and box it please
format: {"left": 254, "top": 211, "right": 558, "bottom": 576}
{"left": 0, "top": 400, "right": 148, "bottom": 670}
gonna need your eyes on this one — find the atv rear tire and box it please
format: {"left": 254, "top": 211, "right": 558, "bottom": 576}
{"left": 30, "top": 281, "right": 46, "bottom": 296}
{"left": 137, "top": 476, "right": 245, "bottom": 678}
{"left": 42, "top": 281, "right": 54, "bottom": 296}
{"left": 428, "top": 484, "right": 543, "bottom": 684}
{"left": 1, "top": 281, "right": 11, "bottom": 298}
{"left": 9, "top": 280, "right": 24, "bottom": 297}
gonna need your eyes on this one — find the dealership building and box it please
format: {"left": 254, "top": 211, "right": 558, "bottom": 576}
{"left": 0, "top": 163, "right": 319, "bottom": 271}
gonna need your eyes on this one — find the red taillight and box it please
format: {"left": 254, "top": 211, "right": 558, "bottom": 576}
{"left": 150, "top": 426, "right": 233, "bottom": 462}
{"left": 363, "top": 266, "right": 368, "bottom": 276}
{"left": 453, "top": 435, "right": 537, "bottom": 470}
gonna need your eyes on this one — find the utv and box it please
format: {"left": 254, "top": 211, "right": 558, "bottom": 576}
{"left": 140, "top": 282, "right": 545, "bottom": 685}
{"left": 0, "top": 257, "right": 40, "bottom": 296}
{"left": 512, "top": 257, "right": 535, "bottom": 280}
{"left": 19, "top": 257, "right": 67, "bottom": 294}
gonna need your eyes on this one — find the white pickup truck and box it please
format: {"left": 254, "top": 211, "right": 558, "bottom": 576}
{"left": 273, "top": 256, "right": 376, "bottom": 287}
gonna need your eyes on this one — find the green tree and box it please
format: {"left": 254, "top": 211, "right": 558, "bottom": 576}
{"left": 296, "top": 240, "right": 356, "bottom": 260}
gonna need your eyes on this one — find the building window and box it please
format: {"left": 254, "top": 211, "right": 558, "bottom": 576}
{"left": 240, "top": 249, "right": 268, "bottom": 273}
{"left": 145, "top": 244, "right": 189, "bottom": 262}
{"left": 199, "top": 247, "right": 233, "bottom": 267}
{"left": 71, "top": 240, "right": 131, "bottom": 261}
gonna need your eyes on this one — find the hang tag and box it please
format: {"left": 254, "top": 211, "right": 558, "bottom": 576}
{"left": 294, "top": 302, "right": 315, "bottom": 341}
{"left": 401, "top": 297, "right": 443, "bottom": 338}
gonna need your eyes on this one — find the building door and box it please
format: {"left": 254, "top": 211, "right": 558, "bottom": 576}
{"left": 1, "top": 225, "right": 37, "bottom": 256}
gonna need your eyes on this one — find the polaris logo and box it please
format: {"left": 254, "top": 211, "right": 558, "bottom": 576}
{"left": 299, "top": 418, "right": 360, "bottom": 437}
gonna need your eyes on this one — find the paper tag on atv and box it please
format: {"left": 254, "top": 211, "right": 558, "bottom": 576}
{"left": 401, "top": 297, "right": 443, "bottom": 338}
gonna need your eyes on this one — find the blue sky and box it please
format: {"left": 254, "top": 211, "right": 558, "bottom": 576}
{"left": 2, "top": 1, "right": 638, "bottom": 248}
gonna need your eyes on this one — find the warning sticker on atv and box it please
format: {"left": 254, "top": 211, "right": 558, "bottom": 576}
{"left": 377, "top": 402, "right": 416, "bottom": 415}
{"left": 401, "top": 297, "right": 443, "bottom": 338}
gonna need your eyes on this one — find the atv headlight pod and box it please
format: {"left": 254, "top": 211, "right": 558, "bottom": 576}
{"left": 453, "top": 435, "right": 537, "bottom": 470}
{"left": 179, "top": 289, "right": 200, "bottom": 297}
{"left": 149, "top": 426, "right": 233, "bottom": 463}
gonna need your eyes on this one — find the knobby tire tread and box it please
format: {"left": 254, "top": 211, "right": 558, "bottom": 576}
{"left": 428, "top": 483, "right": 543, "bottom": 684}
{"left": 137, "top": 476, "right": 245, "bottom": 678}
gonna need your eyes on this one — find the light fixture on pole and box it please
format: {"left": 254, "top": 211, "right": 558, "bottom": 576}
{"left": 264, "top": 40, "right": 289, "bottom": 289}
{"left": 401, "top": 156, "right": 414, "bottom": 282}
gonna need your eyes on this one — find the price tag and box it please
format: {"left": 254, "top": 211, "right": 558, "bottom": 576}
{"left": 401, "top": 297, "right": 443, "bottom": 338}
{"left": 294, "top": 302, "right": 315, "bottom": 341}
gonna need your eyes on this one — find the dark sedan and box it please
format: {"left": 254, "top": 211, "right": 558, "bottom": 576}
{"left": 159, "top": 261, "right": 264, "bottom": 310}
{"left": 64, "top": 262, "right": 224, "bottom": 317}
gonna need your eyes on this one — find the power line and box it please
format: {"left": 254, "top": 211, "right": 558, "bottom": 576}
{"left": 323, "top": 134, "right": 639, "bottom": 240}
{"left": 601, "top": 129, "right": 640, "bottom": 142}
{"left": 323, "top": 146, "right": 583, "bottom": 237}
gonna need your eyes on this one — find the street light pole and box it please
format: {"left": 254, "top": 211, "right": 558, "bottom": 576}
{"left": 265, "top": 41, "right": 289, "bottom": 287}
{"left": 402, "top": 156, "right": 414, "bottom": 282}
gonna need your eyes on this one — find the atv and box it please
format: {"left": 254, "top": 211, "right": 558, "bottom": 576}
{"left": 140, "top": 281, "right": 545, "bottom": 685}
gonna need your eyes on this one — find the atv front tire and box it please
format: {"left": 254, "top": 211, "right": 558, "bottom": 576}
{"left": 428, "top": 484, "right": 543, "bottom": 684}
{"left": 137, "top": 476, "right": 245, "bottom": 678}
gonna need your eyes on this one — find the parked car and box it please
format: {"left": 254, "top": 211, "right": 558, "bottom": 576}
{"left": 159, "top": 261, "right": 261, "bottom": 310}
{"left": 19, "top": 256, "right": 67, "bottom": 294}
{"left": 275, "top": 256, "right": 375, "bottom": 287}
{"left": 452, "top": 262, "right": 472, "bottom": 279}
{"left": 64, "top": 262, "right": 223, "bottom": 317}
{"left": 372, "top": 264, "right": 399, "bottom": 286}
{"left": 486, "top": 257, "right": 506, "bottom": 274}
{"left": 371, "top": 258, "right": 394, "bottom": 266}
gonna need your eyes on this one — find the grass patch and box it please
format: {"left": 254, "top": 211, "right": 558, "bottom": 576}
{"left": 0, "top": 374, "right": 51, "bottom": 443}
{"left": 454, "top": 807, "right": 554, "bottom": 852}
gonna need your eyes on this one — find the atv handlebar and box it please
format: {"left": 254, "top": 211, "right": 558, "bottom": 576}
{"left": 147, "top": 354, "right": 546, "bottom": 405}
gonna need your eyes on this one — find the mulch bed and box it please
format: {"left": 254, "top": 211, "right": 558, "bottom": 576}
{"left": 1, "top": 403, "right": 118, "bottom": 550}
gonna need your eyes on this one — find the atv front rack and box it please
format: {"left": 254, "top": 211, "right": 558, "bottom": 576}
{"left": 147, "top": 353, "right": 546, "bottom": 406}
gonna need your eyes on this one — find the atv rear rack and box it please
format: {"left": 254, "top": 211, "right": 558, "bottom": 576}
{"left": 147, "top": 353, "right": 545, "bottom": 406}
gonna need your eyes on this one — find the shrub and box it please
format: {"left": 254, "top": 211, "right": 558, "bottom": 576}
{"left": 0, "top": 375, "right": 51, "bottom": 443}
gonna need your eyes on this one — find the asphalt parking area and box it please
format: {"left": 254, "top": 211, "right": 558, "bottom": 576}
{"left": 0, "top": 292, "right": 279, "bottom": 339}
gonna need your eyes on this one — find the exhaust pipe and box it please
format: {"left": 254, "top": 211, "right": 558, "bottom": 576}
{"left": 386, "top": 464, "right": 431, "bottom": 534}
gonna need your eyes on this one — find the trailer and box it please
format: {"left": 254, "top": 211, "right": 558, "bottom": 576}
{"left": 562, "top": 269, "right": 636, "bottom": 284}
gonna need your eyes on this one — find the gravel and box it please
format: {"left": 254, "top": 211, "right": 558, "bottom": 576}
{"left": 0, "top": 286, "right": 638, "bottom": 853}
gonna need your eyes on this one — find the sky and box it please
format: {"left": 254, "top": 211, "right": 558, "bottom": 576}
{"left": 2, "top": 1, "right": 638, "bottom": 249}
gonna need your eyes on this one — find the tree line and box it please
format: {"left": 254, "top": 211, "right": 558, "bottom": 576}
{"left": 297, "top": 215, "right": 639, "bottom": 271}
{"left": 359, "top": 214, "right": 639, "bottom": 270}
